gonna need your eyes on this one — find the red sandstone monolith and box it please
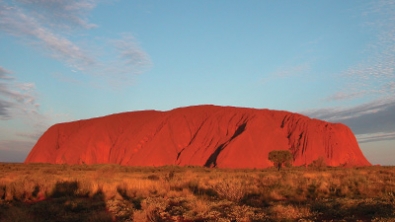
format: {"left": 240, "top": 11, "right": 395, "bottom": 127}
{"left": 25, "top": 105, "right": 371, "bottom": 168}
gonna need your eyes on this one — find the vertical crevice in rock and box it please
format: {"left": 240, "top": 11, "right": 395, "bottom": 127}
{"left": 175, "top": 147, "right": 187, "bottom": 165}
{"left": 204, "top": 123, "right": 246, "bottom": 168}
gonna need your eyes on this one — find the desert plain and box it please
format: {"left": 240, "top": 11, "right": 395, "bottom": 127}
{"left": 1, "top": 163, "right": 395, "bottom": 221}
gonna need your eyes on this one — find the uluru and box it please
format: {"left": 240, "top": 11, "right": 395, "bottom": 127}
{"left": 25, "top": 105, "right": 371, "bottom": 168}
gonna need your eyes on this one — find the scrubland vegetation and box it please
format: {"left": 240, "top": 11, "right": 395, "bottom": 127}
{"left": 0, "top": 163, "right": 394, "bottom": 221}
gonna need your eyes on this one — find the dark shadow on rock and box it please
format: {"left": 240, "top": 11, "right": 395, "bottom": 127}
{"left": 204, "top": 123, "right": 247, "bottom": 167}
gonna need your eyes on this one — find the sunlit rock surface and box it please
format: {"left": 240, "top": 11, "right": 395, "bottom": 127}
{"left": 25, "top": 105, "right": 371, "bottom": 168}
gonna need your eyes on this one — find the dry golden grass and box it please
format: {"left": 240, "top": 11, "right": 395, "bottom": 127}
{"left": 0, "top": 163, "right": 394, "bottom": 221}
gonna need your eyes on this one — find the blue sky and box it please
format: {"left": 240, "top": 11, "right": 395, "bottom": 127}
{"left": 0, "top": 0, "right": 394, "bottom": 165}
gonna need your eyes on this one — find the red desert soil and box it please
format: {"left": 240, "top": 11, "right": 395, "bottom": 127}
{"left": 25, "top": 105, "right": 371, "bottom": 168}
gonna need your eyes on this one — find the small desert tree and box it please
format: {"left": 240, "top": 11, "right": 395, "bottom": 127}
{"left": 268, "top": 150, "right": 293, "bottom": 170}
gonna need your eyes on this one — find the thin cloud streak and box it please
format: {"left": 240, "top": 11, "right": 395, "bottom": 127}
{"left": 357, "top": 132, "right": 395, "bottom": 143}
{"left": 99, "top": 35, "right": 153, "bottom": 86}
{"left": 325, "top": 91, "right": 369, "bottom": 101}
{"left": 305, "top": 97, "right": 395, "bottom": 122}
{"left": 0, "top": 66, "right": 49, "bottom": 145}
{"left": 114, "top": 35, "right": 152, "bottom": 71}
{"left": 0, "top": 0, "right": 151, "bottom": 87}
{"left": 15, "top": 0, "right": 97, "bottom": 29}
{"left": 0, "top": 1, "right": 96, "bottom": 70}
{"left": 0, "top": 66, "right": 69, "bottom": 162}
{"left": 0, "top": 66, "right": 39, "bottom": 120}
{"left": 0, "top": 66, "right": 13, "bottom": 79}
{"left": 0, "top": 100, "right": 11, "bottom": 118}
{"left": 304, "top": 97, "right": 395, "bottom": 143}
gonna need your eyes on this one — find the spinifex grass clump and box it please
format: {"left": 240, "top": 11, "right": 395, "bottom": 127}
{"left": 0, "top": 163, "right": 394, "bottom": 221}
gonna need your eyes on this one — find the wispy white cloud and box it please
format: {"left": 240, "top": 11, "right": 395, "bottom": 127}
{"left": 305, "top": 97, "right": 395, "bottom": 121}
{"left": 0, "top": 0, "right": 151, "bottom": 87}
{"left": 0, "top": 65, "right": 77, "bottom": 162}
{"left": 0, "top": 66, "right": 13, "bottom": 79}
{"left": 15, "top": 0, "right": 97, "bottom": 29}
{"left": 304, "top": 97, "right": 395, "bottom": 143}
{"left": 0, "top": 66, "right": 54, "bottom": 151}
{"left": 325, "top": 91, "right": 368, "bottom": 101}
{"left": 98, "top": 35, "right": 153, "bottom": 86}
{"left": 0, "top": 1, "right": 96, "bottom": 70}
{"left": 315, "top": 0, "right": 395, "bottom": 145}
{"left": 356, "top": 132, "right": 395, "bottom": 143}
{"left": 114, "top": 35, "right": 152, "bottom": 72}
{"left": 0, "top": 66, "right": 40, "bottom": 121}
{"left": 326, "top": 0, "right": 395, "bottom": 102}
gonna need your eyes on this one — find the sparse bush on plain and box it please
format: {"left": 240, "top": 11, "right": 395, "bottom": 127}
{"left": 0, "top": 163, "right": 394, "bottom": 221}
{"left": 213, "top": 178, "right": 245, "bottom": 202}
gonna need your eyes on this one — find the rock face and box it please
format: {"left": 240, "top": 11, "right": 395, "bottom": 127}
{"left": 25, "top": 105, "right": 371, "bottom": 168}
